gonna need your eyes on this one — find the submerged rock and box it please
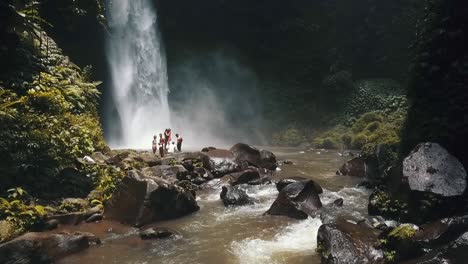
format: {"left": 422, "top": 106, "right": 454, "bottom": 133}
{"left": 265, "top": 180, "right": 322, "bottom": 219}
{"left": 105, "top": 170, "right": 199, "bottom": 226}
{"left": 317, "top": 218, "right": 384, "bottom": 264}
{"left": 403, "top": 142, "right": 467, "bottom": 197}
{"left": 276, "top": 177, "right": 323, "bottom": 193}
{"left": 0, "top": 231, "right": 100, "bottom": 264}
{"left": 337, "top": 157, "right": 367, "bottom": 177}
{"left": 220, "top": 185, "right": 255, "bottom": 207}
{"left": 139, "top": 227, "right": 173, "bottom": 240}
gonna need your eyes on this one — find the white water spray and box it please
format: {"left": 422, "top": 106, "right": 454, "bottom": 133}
{"left": 107, "top": 0, "right": 170, "bottom": 148}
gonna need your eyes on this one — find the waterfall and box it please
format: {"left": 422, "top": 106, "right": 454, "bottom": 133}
{"left": 106, "top": 0, "right": 170, "bottom": 148}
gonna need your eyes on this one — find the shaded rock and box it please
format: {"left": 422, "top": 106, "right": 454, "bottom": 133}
{"left": 265, "top": 180, "right": 322, "bottom": 219}
{"left": 57, "top": 167, "right": 93, "bottom": 198}
{"left": 194, "top": 167, "right": 214, "bottom": 181}
{"left": 220, "top": 185, "right": 255, "bottom": 207}
{"left": 142, "top": 165, "right": 186, "bottom": 183}
{"left": 403, "top": 143, "right": 467, "bottom": 197}
{"left": 201, "top": 147, "right": 217, "bottom": 152}
{"left": 177, "top": 180, "right": 198, "bottom": 197}
{"left": 276, "top": 177, "right": 323, "bottom": 194}
{"left": 139, "top": 227, "right": 173, "bottom": 240}
{"left": 404, "top": 232, "right": 468, "bottom": 264}
{"left": 48, "top": 212, "right": 87, "bottom": 226}
{"left": 228, "top": 169, "right": 261, "bottom": 186}
{"left": 0, "top": 231, "right": 99, "bottom": 264}
{"left": 85, "top": 213, "right": 103, "bottom": 223}
{"left": 412, "top": 215, "right": 468, "bottom": 247}
{"left": 191, "top": 176, "right": 207, "bottom": 185}
{"left": 43, "top": 219, "right": 59, "bottom": 231}
{"left": 139, "top": 153, "right": 162, "bottom": 167}
{"left": 105, "top": 170, "right": 199, "bottom": 226}
{"left": 61, "top": 198, "right": 88, "bottom": 211}
{"left": 106, "top": 151, "right": 131, "bottom": 166}
{"left": 205, "top": 149, "right": 240, "bottom": 177}
{"left": 230, "top": 143, "right": 277, "bottom": 170}
{"left": 181, "top": 160, "right": 194, "bottom": 171}
{"left": 337, "top": 157, "right": 367, "bottom": 177}
{"left": 317, "top": 217, "right": 384, "bottom": 264}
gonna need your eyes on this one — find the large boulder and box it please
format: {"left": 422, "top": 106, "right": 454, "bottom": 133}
{"left": 403, "top": 143, "right": 467, "bottom": 197}
{"left": 406, "top": 232, "right": 468, "bottom": 264}
{"left": 220, "top": 185, "right": 255, "bottom": 207}
{"left": 317, "top": 218, "right": 384, "bottom": 264}
{"left": 222, "top": 168, "right": 261, "bottom": 186}
{"left": 204, "top": 149, "right": 240, "bottom": 177}
{"left": 337, "top": 157, "right": 367, "bottom": 177}
{"left": 230, "top": 143, "right": 277, "bottom": 170}
{"left": 0, "top": 232, "right": 100, "bottom": 264}
{"left": 276, "top": 177, "right": 323, "bottom": 193}
{"left": 265, "top": 180, "right": 322, "bottom": 219}
{"left": 141, "top": 165, "right": 187, "bottom": 183}
{"left": 104, "top": 170, "right": 199, "bottom": 226}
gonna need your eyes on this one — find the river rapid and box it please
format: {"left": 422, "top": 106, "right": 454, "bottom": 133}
{"left": 59, "top": 147, "right": 369, "bottom": 264}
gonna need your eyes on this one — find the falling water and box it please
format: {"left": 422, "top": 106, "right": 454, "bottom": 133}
{"left": 106, "top": 0, "right": 170, "bottom": 148}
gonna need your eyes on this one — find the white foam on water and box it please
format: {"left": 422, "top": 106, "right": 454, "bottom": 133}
{"left": 230, "top": 217, "right": 322, "bottom": 264}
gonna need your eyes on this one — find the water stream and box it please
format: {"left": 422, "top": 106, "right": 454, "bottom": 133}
{"left": 59, "top": 148, "right": 369, "bottom": 264}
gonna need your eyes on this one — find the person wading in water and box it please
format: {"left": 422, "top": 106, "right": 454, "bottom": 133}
{"left": 176, "top": 133, "right": 183, "bottom": 152}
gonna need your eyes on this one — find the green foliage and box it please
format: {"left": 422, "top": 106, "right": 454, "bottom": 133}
{"left": 313, "top": 126, "right": 349, "bottom": 149}
{"left": 384, "top": 250, "right": 397, "bottom": 263}
{"left": 272, "top": 127, "right": 306, "bottom": 147}
{"left": 0, "top": 188, "right": 47, "bottom": 237}
{"left": 370, "top": 190, "right": 408, "bottom": 218}
{"left": 351, "top": 112, "right": 384, "bottom": 133}
{"left": 389, "top": 224, "right": 417, "bottom": 240}
{"left": 83, "top": 164, "right": 125, "bottom": 203}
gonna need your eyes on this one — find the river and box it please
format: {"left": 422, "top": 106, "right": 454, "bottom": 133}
{"left": 59, "top": 147, "right": 369, "bottom": 264}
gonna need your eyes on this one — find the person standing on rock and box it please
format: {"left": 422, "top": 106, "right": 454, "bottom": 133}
{"left": 164, "top": 128, "right": 172, "bottom": 150}
{"left": 152, "top": 135, "right": 158, "bottom": 154}
{"left": 159, "top": 133, "right": 165, "bottom": 157}
{"left": 176, "top": 133, "right": 183, "bottom": 152}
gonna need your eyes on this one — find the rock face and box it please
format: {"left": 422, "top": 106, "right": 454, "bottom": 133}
{"left": 336, "top": 157, "right": 367, "bottom": 177}
{"left": 141, "top": 165, "right": 186, "bottom": 183}
{"left": 105, "top": 170, "right": 199, "bottom": 226}
{"left": 0, "top": 232, "right": 99, "bottom": 264}
{"left": 265, "top": 180, "right": 322, "bottom": 219}
{"left": 317, "top": 219, "right": 384, "bottom": 264}
{"left": 220, "top": 185, "right": 255, "bottom": 206}
{"left": 230, "top": 143, "right": 277, "bottom": 170}
{"left": 276, "top": 177, "right": 323, "bottom": 193}
{"left": 403, "top": 143, "right": 467, "bottom": 197}
{"left": 407, "top": 232, "right": 468, "bottom": 264}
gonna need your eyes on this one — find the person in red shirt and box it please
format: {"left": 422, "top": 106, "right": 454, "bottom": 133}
{"left": 164, "top": 128, "right": 172, "bottom": 150}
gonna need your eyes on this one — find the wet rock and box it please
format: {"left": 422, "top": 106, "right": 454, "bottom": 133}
{"left": 228, "top": 169, "right": 261, "bottom": 186}
{"left": 85, "top": 213, "right": 103, "bottom": 223}
{"left": 265, "top": 180, "right": 322, "bottom": 219}
{"left": 337, "top": 157, "right": 367, "bottom": 177}
{"left": 230, "top": 143, "right": 277, "bottom": 170}
{"left": 403, "top": 143, "right": 467, "bottom": 197}
{"left": 0, "top": 231, "right": 99, "bottom": 264}
{"left": 412, "top": 215, "right": 468, "bottom": 247}
{"left": 317, "top": 217, "right": 384, "bottom": 264}
{"left": 220, "top": 185, "right": 255, "bottom": 207}
{"left": 191, "top": 176, "right": 207, "bottom": 185}
{"left": 248, "top": 176, "right": 272, "bottom": 185}
{"left": 105, "top": 170, "right": 199, "bottom": 226}
{"left": 201, "top": 147, "right": 217, "bottom": 152}
{"left": 259, "top": 150, "right": 278, "bottom": 170}
{"left": 276, "top": 177, "right": 323, "bottom": 194}
{"left": 204, "top": 149, "right": 240, "bottom": 177}
{"left": 139, "top": 227, "right": 173, "bottom": 240}
{"left": 405, "top": 232, "right": 468, "bottom": 264}
{"left": 333, "top": 198, "right": 344, "bottom": 207}
{"left": 177, "top": 180, "right": 198, "bottom": 197}
{"left": 43, "top": 219, "right": 59, "bottom": 231}
{"left": 181, "top": 160, "right": 194, "bottom": 171}
{"left": 194, "top": 167, "right": 214, "bottom": 181}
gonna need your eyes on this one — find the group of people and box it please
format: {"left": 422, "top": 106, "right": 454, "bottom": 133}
{"left": 152, "top": 128, "right": 183, "bottom": 157}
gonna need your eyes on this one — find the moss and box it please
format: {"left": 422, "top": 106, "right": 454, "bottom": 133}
{"left": 389, "top": 224, "right": 416, "bottom": 240}
{"left": 0, "top": 220, "right": 21, "bottom": 243}
{"left": 351, "top": 112, "right": 384, "bottom": 133}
